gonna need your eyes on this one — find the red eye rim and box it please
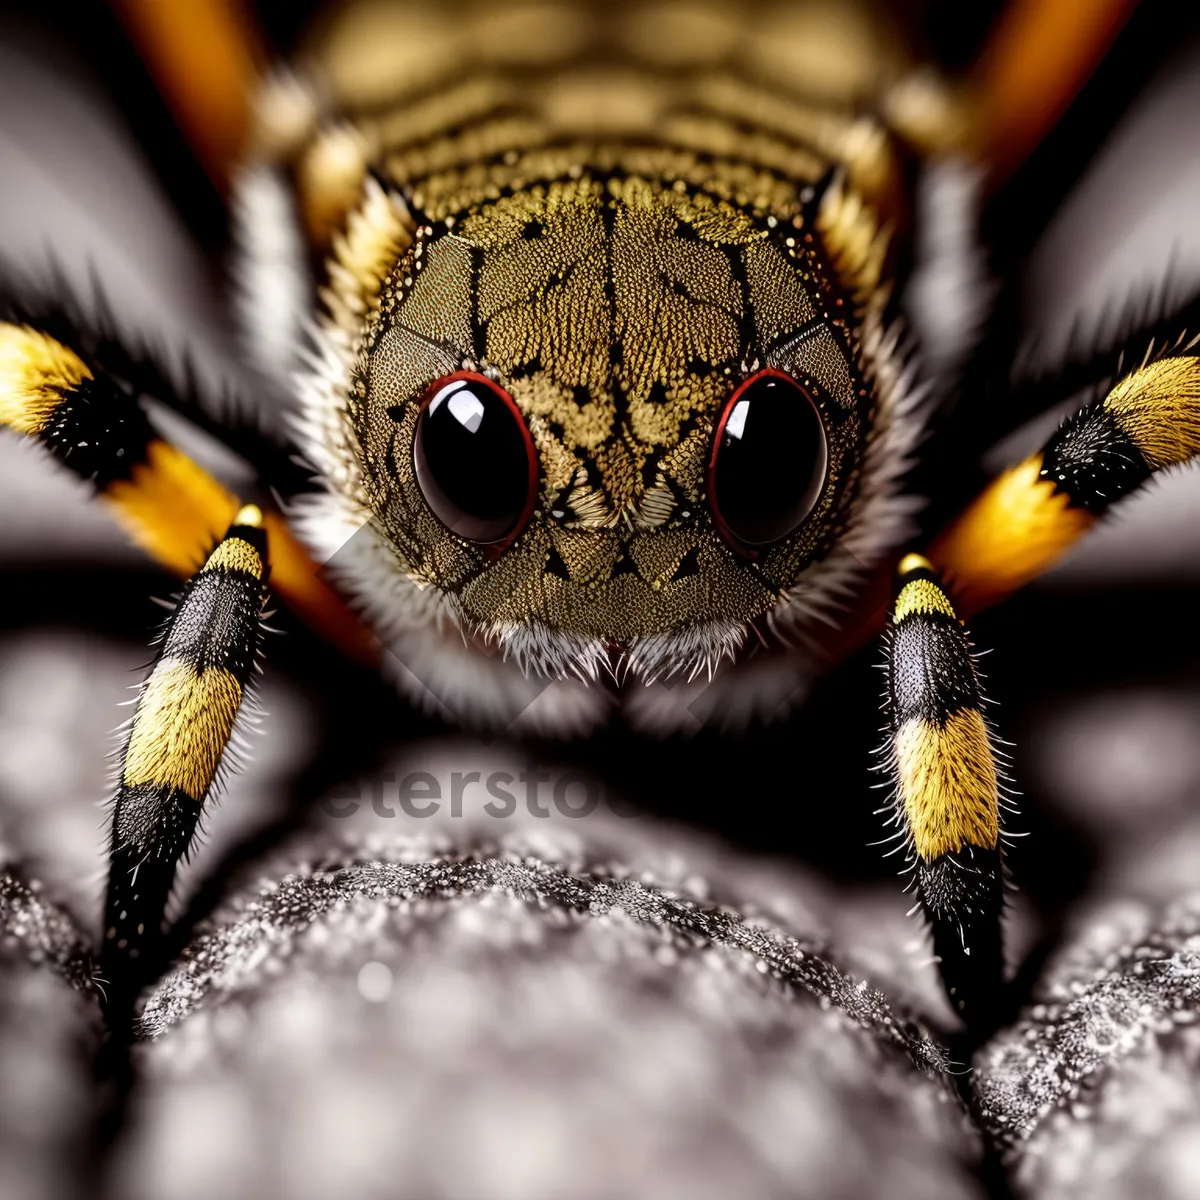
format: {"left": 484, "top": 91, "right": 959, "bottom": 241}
{"left": 707, "top": 367, "right": 828, "bottom": 557}
{"left": 414, "top": 370, "right": 540, "bottom": 553}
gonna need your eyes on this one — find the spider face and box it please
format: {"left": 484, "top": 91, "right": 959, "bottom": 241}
{"left": 327, "top": 179, "right": 876, "bottom": 684}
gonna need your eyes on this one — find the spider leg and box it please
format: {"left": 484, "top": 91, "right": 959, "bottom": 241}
{"left": 102, "top": 505, "right": 268, "bottom": 1005}
{"left": 114, "top": 0, "right": 263, "bottom": 191}
{"left": 930, "top": 352, "right": 1200, "bottom": 612}
{"left": 885, "top": 351, "right": 1200, "bottom": 1022}
{"left": 0, "top": 322, "right": 375, "bottom": 661}
{"left": 966, "top": 0, "right": 1133, "bottom": 185}
{"left": 881, "top": 554, "right": 1006, "bottom": 1027}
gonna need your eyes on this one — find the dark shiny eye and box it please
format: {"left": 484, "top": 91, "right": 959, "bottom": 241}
{"left": 412, "top": 371, "right": 538, "bottom": 544}
{"left": 708, "top": 368, "right": 829, "bottom": 549}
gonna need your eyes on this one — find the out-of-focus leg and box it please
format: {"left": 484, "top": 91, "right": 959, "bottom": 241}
{"left": 0, "top": 322, "right": 375, "bottom": 660}
{"left": 112, "top": 0, "right": 263, "bottom": 190}
{"left": 930, "top": 352, "right": 1200, "bottom": 614}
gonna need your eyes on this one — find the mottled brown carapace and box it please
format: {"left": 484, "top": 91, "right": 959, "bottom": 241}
{"left": 356, "top": 174, "right": 868, "bottom": 645}
{"left": 270, "top": 2, "right": 924, "bottom": 714}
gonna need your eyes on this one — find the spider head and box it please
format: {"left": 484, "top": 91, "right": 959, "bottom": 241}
{"left": 339, "top": 177, "right": 879, "bottom": 685}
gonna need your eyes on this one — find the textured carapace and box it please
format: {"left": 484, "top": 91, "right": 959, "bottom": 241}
{"left": 355, "top": 177, "right": 869, "bottom": 666}
{"left": 253, "top": 1, "right": 927, "bottom": 726}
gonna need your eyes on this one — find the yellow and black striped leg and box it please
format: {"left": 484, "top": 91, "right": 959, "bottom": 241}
{"left": 932, "top": 352, "right": 1200, "bottom": 613}
{"left": 102, "top": 506, "right": 268, "bottom": 1002}
{"left": 0, "top": 322, "right": 374, "bottom": 660}
{"left": 881, "top": 555, "right": 1008, "bottom": 1027}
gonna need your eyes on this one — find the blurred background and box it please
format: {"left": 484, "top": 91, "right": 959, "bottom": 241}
{"left": 0, "top": 3, "right": 1199, "bottom": 1198}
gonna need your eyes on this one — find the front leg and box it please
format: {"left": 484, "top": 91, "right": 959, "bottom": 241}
{"left": 102, "top": 505, "right": 269, "bottom": 1012}
{"left": 885, "top": 348, "right": 1200, "bottom": 1026}
{"left": 881, "top": 554, "right": 1009, "bottom": 1027}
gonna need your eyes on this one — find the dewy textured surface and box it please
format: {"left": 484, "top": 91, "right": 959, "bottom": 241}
{"left": 976, "top": 897, "right": 1200, "bottom": 1198}
{"left": 3, "top": 633, "right": 1200, "bottom": 1199}
{"left": 0, "top": 860, "right": 100, "bottom": 1200}
{"left": 119, "top": 842, "right": 976, "bottom": 1200}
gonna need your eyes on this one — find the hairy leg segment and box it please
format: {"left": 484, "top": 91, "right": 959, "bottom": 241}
{"left": 103, "top": 506, "right": 268, "bottom": 1000}
{"left": 888, "top": 349, "right": 1200, "bottom": 1022}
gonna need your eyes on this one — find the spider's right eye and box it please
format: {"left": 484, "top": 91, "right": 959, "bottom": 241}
{"left": 708, "top": 368, "right": 829, "bottom": 550}
{"left": 412, "top": 371, "right": 538, "bottom": 545}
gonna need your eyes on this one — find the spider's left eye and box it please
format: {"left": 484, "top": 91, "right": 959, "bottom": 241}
{"left": 413, "top": 371, "right": 538, "bottom": 545}
{"left": 708, "top": 368, "right": 829, "bottom": 549}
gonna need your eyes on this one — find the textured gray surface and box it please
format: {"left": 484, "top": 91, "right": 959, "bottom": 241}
{"left": 6, "top": 780, "right": 1200, "bottom": 1199}
{"left": 113, "top": 843, "right": 976, "bottom": 1200}
{"left": 0, "top": 866, "right": 100, "bottom": 1200}
{"left": 976, "top": 897, "right": 1200, "bottom": 1198}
